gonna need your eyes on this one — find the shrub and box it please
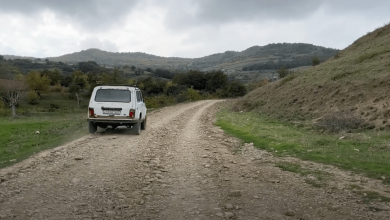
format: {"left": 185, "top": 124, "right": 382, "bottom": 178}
{"left": 221, "top": 81, "right": 247, "bottom": 98}
{"left": 49, "top": 103, "right": 60, "bottom": 112}
{"left": 50, "top": 83, "right": 63, "bottom": 92}
{"left": 312, "top": 56, "right": 320, "bottom": 66}
{"left": 0, "top": 108, "right": 10, "bottom": 117}
{"left": 316, "top": 111, "right": 366, "bottom": 133}
{"left": 0, "top": 99, "right": 4, "bottom": 109}
{"left": 186, "top": 88, "right": 202, "bottom": 101}
{"left": 277, "top": 66, "right": 290, "bottom": 78}
{"left": 26, "top": 90, "right": 39, "bottom": 105}
{"left": 145, "top": 95, "right": 176, "bottom": 108}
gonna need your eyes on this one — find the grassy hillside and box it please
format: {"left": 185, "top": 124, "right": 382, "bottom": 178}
{"left": 233, "top": 23, "right": 390, "bottom": 130}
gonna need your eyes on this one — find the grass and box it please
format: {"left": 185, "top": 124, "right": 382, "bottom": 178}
{"left": 276, "top": 162, "right": 332, "bottom": 187}
{"left": 0, "top": 112, "right": 88, "bottom": 169}
{"left": 0, "top": 88, "right": 90, "bottom": 169}
{"left": 360, "top": 191, "right": 390, "bottom": 204}
{"left": 216, "top": 110, "right": 390, "bottom": 185}
{"left": 232, "top": 23, "right": 390, "bottom": 131}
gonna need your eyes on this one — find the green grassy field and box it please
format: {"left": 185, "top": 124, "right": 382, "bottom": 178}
{"left": 0, "top": 112, "right": 88, "bottom": 169}
{"left": 216, "top": 109, "right": 390, "bottom": 185}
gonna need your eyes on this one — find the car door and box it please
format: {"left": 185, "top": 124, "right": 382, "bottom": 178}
{"left": 136, "top": 90, "right": 146, "bottom": 120}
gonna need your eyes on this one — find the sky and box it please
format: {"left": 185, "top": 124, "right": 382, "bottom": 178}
{"left": 0, "top": 0, "right": 389, "bottom": 58}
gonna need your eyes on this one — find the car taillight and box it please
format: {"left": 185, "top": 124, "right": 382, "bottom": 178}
{"left": 89, "top": 108, "right": 94, "bottom": 117}
{"left": 129, "top": 109, "right": 135, "bottom": 118}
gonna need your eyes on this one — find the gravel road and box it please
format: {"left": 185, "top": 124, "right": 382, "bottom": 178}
{"left": 0, "top": 100, "right": 389, "bottom": 219}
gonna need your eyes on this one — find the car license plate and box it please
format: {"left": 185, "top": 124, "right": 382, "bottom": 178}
{"left": 103, "top": 110, "right": 121, "bottom": 115}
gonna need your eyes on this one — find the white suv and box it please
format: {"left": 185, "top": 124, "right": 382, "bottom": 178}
{"left": 87, "top": 85, "right": 147, "bottom": 134}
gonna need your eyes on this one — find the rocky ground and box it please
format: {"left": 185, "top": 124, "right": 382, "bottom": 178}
{"left": 0, "top": 100, "right": 389, "bottom": 219}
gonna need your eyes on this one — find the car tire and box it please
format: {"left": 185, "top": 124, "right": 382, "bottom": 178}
{"left": 141, "top": 116, "right": 146, "bottom": 130}
{"left": 89, "top": 121, "right": 97, "bottom": 134}
{"left": 134, "top": 118, "right": 141, "bottom": 135}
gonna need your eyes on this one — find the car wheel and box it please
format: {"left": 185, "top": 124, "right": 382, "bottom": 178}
{"left": 89, "top": 121, "right": 97, "bottom": 134}
{"left": 134, "top": 118, "right": 141, "bottom": 135}
{"left": 141, "top": 116, "right": 147, "bottom": 130}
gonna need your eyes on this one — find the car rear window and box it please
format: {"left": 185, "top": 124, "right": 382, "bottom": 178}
{"left": 95, "top": 89, "right": 131, "bottom": 102}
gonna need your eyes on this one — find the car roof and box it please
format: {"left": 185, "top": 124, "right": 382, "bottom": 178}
{"left": 96, "top": 85, "right": 139, "bottom": 89}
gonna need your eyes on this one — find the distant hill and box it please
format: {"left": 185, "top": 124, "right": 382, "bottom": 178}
{"left": 2, "top": 43, "right": 338, "bottom": 82}
{"left": 233, "top": 23, "right": 390, "bottom": 130}
{"left": 47, "top": 49, "right": 192, "bottom": 70}
{"left": 193, "top": 43, "right": 338, "bottom": 71}
{"left": 45, "top": 43, "right": 338, "bottom": 71}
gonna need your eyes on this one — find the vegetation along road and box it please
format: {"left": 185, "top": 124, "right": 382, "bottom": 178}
{"left": 0, "top": 100, "right": 389, "bottom": 219}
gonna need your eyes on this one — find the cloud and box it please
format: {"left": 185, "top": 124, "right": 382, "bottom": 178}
{"left": 0, "top": 0, "right": 389, "bottom": 58}
{"left": 160, "top": 0, "right": 322, "bottom": 30}
{"left": 0, "top": 0, "right": 142, "bottom": 32}
{"left": 159, "top": 0, "right": 390, "bottom": 31}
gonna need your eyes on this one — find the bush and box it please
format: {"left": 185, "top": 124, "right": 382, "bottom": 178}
{"left": 0, "top": 99, "right": 5, "bottom": 109}
{"left": 50, "top": 83, "right": 63, "bottom": 92}
{"left": 277, "top": 66, "right": 291, "bottom": 78}
{"left": 26, "top": 90, "right": 39, "bottom": 105}
{"left": 312, "top": 56, "right": 320, "bottom": 66}
{"left": 165, "top": 83, "right": 187, "bottom": 96}
{"left": 185, "top": 88, "right": 202, "bottom": 101}
{"left": 49, "top": 103, "right": 60, "bottom": 112}
{"left": 174, "top": 88, "right": 203, "bottom": 103}
{"left": 145, "top": 95, "right": 175, "bottom": 108}
{"left": 0, "top": 108, "right": 10, "bottom": 117}
{"left": 220, "top": 81, "right": 247, "bottom": 98}
{"left": 316, "top": 111, "right": 366, "bottom": 133}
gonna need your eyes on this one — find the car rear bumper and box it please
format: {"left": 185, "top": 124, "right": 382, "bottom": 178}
{"left": 87, "top": 118, "right": 138, "bottom": 124}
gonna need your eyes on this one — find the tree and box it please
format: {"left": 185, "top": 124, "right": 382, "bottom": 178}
{"left": 69, "top": 71, "right": 89, "bottom": 108}
{"left": 101, "top": 68, "right": 123, "bottom": 84}
{"left": 14, "top": 73, "right": 25, "bottom": 81}
{"left": 26, "top": 71, "right": 50, "bottom": 96}
{"left": 78, "top": 61, "right": 99, "bottom": 73}
{"left": 0, "top": 55, "right": 4, "bottom": 61}
{"left": 205, "top": 71, "right": 228, "bottom": 92}
{"left": 312, "top": 56, "right": 320, "bottom": 66}
{"left": 173, "top": 70, "right": 207, "bottom": 90}
{"left": 222, "top": 81, "right": 247, "bottom": 98}
{"left": 0, "top": 79, "right": 27, "bottom": 117}
{"left": 138, "top": 77, "right": 166, "bottom": 96}
{"left": 131, "top": 65, "right": 136, "bottom": 71}
{"left": 60, "top": 76, "right": 72, "bottom": 87}
{"left": 165, "top": 82, "right": 186, "bottom": 96}
{"left": 42, "top": 69, "right": 62, "bottom": 85}
{"left": 277, "top": 66, "right": 290, "bottom": 78}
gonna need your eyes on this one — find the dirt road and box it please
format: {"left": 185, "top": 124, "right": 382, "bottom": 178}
{"left": 0, "top": 100, "right": 389, "bottom": 219}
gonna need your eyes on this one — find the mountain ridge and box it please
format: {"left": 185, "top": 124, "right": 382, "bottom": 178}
{"left": 43, "top": 43, "right": 338, "bottom": 71}
{"left": 3, "top": 43, "right": 338, "bottom": 71}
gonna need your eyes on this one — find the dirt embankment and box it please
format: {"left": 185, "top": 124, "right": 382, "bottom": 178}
{"left": 0, "top": 100, "right": 389, "bottom": 219}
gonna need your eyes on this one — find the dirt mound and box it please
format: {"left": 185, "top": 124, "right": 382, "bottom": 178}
{"left": 234, "top": 22, "right": 390, "bottom": 130}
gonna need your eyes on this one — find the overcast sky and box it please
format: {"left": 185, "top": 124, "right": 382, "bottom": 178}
{"left": 0, "top": 0, "right": 389, "bottom": 58}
